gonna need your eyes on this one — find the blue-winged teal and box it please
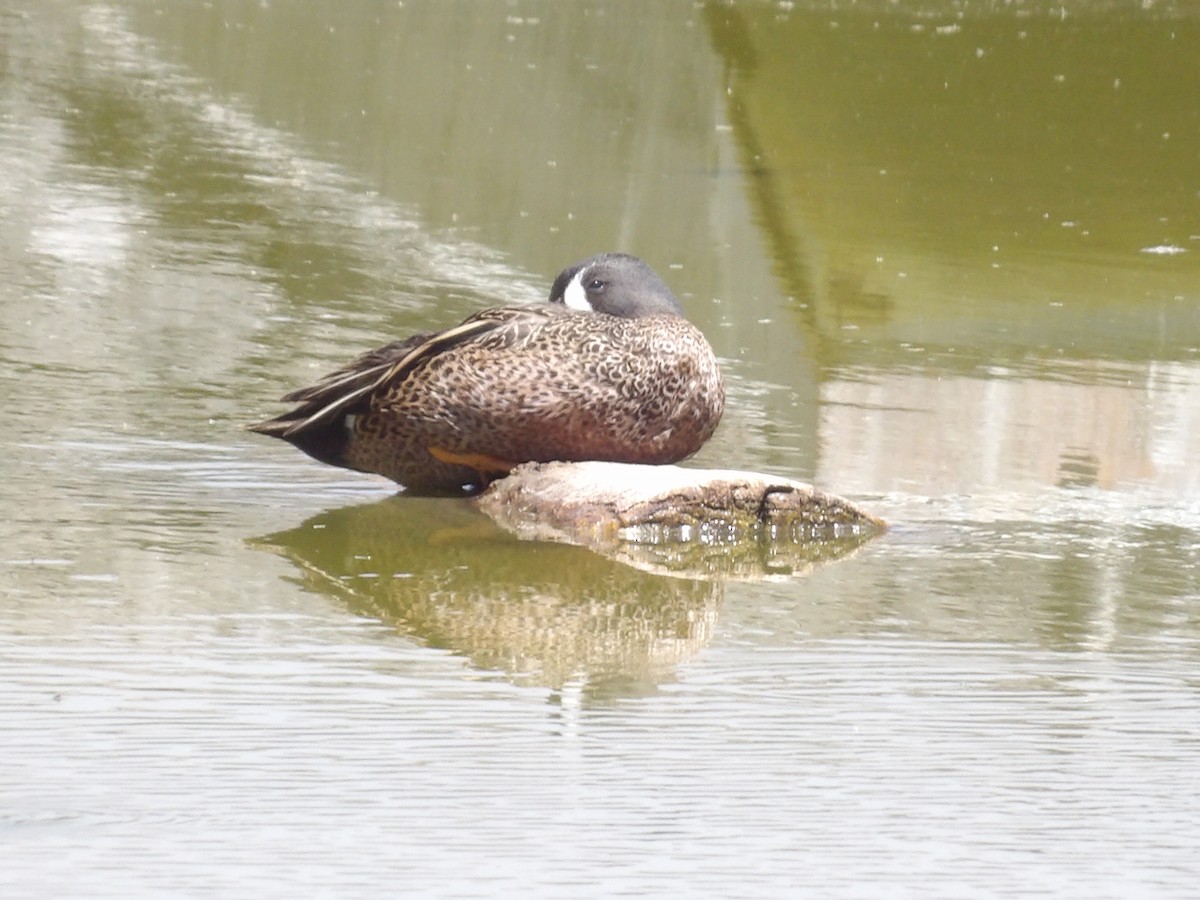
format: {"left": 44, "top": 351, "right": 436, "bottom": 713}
{"left": 250, "top": 253, "right": 725, "bottom": 493}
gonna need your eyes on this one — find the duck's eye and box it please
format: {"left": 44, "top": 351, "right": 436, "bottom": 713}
{"left": 587, "top": 278, "right": 606, "bottom": 293}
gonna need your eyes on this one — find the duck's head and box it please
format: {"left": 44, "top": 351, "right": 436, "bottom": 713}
{"left": 549, "top": 253, "right": 685, "bottom": 319}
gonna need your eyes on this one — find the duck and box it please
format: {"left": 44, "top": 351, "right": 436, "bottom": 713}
{"left": 249, "top": 252, "right": 725, "bottom": 493}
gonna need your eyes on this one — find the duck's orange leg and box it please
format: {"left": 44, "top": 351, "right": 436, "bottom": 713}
{"left": 428, "top": 446, "right": 519, "bottom": 482}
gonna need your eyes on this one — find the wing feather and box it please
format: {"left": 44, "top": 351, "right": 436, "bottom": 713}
{"left": 249, "top": 306, "right": 558, "bottom": 438}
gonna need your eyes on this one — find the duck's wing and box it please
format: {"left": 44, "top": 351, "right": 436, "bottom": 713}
{"left": 247, "top": 335, "right": 428, "bottom": 437}
{"left": 249, "top": 305, "right": 557, "bottom": 438}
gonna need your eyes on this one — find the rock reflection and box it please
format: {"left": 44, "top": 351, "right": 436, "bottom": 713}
{"left": 254, "top": 497, "right": 723, "bottom": 698}
{"left": 484, "top": 514, "right": 881, "bottom": 584}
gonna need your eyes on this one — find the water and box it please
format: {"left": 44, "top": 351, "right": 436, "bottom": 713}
{"left": 2, "top": 1, "right": 1198, "bottom": 895}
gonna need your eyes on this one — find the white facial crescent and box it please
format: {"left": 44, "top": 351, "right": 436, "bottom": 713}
{"left": 561, "top": 268, "right": 593, "bottom": 312}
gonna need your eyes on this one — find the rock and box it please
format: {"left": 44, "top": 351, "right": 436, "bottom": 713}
{"left": 475, "top": 461, "right": 886, "bottom": 580}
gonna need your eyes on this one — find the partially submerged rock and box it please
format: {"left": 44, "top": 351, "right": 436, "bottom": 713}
{"left": 475, "top": 461, "right": 886, "bottom": 580}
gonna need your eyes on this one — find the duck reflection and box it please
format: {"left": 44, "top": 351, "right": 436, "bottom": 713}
{"left": 255, "top": 496, "right": 722, "bottom": 698}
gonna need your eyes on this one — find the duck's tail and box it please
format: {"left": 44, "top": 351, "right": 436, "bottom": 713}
{"left": 247, "top": 334, "right": 431, "bottom": 470}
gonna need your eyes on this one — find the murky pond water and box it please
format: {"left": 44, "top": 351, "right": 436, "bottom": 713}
{"left": 3, "top": 1, "right": 1198, "bottom": 895}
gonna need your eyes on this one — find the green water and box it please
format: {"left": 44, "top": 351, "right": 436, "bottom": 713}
{"left": 2, "top": 2, "right": 1197, "bottom": 895}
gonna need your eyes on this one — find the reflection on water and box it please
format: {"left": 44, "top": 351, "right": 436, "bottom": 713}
{"left": 702, "top": 2, "right": 1200, "bottom": 509}
{"left": 821, "top": 358, "right": 1200, "bottom": 497}
{"left": 256, "top": 498, "right": 722, "bottom": 700}
{"left": 256, "top": 494, "right": 882, "bottom": 698}
{"left": 3, "top": 0, "right": 1199, "bottom": 895}
{"left": 706, "top": 2, "right": 1200, "bottom": 326}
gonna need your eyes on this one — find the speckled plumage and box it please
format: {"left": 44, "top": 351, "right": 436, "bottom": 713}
{"left": 250, "top": 254, "right": 725, "bottom": 493}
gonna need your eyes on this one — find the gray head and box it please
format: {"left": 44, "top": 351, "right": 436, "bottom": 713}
{"left": 548, "top": 253, "right": 686, "bottom": 319}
